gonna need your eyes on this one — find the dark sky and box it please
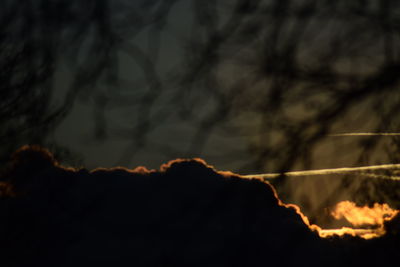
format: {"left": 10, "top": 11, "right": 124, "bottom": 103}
{"left": 42, "top": 0, "right": 400, "bottom": 174}
{"left": 3, "top": 0, "right": 400, "bottom": 223}
{"left": 3, "top": 3, "right": 400, "bottom": 265}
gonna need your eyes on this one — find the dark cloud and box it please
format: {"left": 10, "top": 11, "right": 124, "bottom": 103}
{"left": 0, "top": 146, "right": 399, "bottom": 266}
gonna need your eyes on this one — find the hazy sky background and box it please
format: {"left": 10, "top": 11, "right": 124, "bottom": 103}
{"left": 3, "top": 1, "right": 400, "bottom": 247}
{"left": 51, "top": 1, "right": 252, "bottom": 170}
{"left": 46, "top": 0, "right": 400, "bottom": 174}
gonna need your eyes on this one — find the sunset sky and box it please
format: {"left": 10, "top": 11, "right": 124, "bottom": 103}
{"left": 34, "top": 0, "right": 400, "bottom": 222}
{"left": 2, "top": 1, "right": 400, "bottom": 265}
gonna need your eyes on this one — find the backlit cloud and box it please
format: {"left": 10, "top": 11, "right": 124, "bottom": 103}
{"left": 1, "top": 146, "right": 400, "bottom": 266}
{"left": 327, "top": 201, "right": 399, "bottom": 239}
{"left": 331, "top": 201, "right": 398, "bottom": 227}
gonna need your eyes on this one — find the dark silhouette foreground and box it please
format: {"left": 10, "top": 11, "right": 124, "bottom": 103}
{"left": 0, "top": 146, "right": 399, "bottom": 267}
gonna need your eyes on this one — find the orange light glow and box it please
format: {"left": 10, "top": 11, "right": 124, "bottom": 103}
{"left": 331, "top": 201, "right": 398, "bottom": 228}
{"left": 282, "top": 199, "right": 399, "bottom": 239}
{"left": 317, "top": 227, "right": 384, "bottom": 239}
{"left": 310, "top": 201, "right": 399, "bottom": 239}
{"left": 265, "top": 177, "right": 399, "bottom": 239}
{"left": 286, "top": 209, "right": 383, "bottom": 239}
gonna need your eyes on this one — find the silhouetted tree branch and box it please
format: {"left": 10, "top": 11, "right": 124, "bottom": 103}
{"left": 3, "top": 0, "right": 400, "bottom": 220}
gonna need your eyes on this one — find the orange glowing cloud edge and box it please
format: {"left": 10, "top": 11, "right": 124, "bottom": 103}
{"left": 6, "top": 145, "right": 400, "bottom": 240}
{"left": 256, "top": 187, "right": 397, "bottom": 240}
{"left": 178, "top": 165, "right": 399, "bottom": 240}
{"left": 241, "top": 175, "right": 399, "bottom": 239}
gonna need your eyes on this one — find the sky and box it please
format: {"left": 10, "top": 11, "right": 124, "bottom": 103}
{"left": 36, "top": 1, "right": 400, "bottom": 216}
{"left": 50, "top": 1, "right": 254, "bottom": 171}
{"left": 45, "top": 0, "right": 400, "bottom": 174}
{"left": 0, "top": 0, "right": 389, "bottom": 222}
{"left": 0, "top": 0, "right": 400, "bottom": 266}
